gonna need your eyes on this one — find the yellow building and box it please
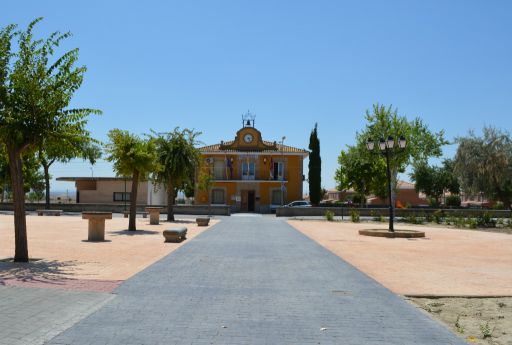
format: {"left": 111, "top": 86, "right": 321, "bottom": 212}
{"left": 195, "top": 120, "right": 309, "bottom": 213}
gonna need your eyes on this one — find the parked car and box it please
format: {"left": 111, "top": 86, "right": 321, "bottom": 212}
{"left": 285, "top": 200, "right": 311, "bottom": 208}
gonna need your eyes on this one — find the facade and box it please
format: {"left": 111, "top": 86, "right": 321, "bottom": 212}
{"left": 55, "top": 177, "right": 166, "bottom": 205}
{"left": 195, "top": 121, "right": 308, "bottom": 213}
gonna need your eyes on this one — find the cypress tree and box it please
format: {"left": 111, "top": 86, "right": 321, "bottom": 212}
{"left": 308, "top": 123, "right": 322, "bottom": 206}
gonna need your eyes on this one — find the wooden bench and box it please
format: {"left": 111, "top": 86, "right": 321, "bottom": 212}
{"left": 123, "top": 211, "right": 148, "bottom": 218}
{"left": 36, "top": 209, "right": 63, "bottom": 216}
{"left": 82, "top": 212, "right": 112, "bottom": 241}
{"left": 163, "top": 227, "right": 187, "bottom": 243}
{"left": 196, "top": 217, "right": 210, "bottom": 226}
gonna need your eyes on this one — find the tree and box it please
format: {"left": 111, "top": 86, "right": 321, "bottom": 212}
{"left": 0, "top": 19, "right": 100, "bottom": 261}
{"left": 105, "top": 129, "right": 157, "bottom": 230}
{"left": 335, "top": 144, "right": 387, "bottom": 205}
{"left": 410, "top": 159, "right": 460, "bottom": 206}
{"left": 308, "top": 123, "right": 322, "bottom": 206}
{"left": 197, "top": 168, "right": 214, "bottom": 216}
{"left": 152, "top": 128, "right": 201, "bottom": 221}
{"left": 356, "top": 104, "right": 447, "bottom": 206}
{"left": 454, "top": 127, "right": 512, "bottom": 208}
{"left": 38, "top": 139, "right": 101, "bottom": 209}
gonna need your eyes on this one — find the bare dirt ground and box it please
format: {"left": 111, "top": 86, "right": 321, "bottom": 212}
{"left": 289, "top": 219, "right": 512, "bottom": 344}
{"left": 408, "top": 297, "right": 512, "bottom": 345}
{"left": 0, "top": 214, "right": 216, "bottom": 291}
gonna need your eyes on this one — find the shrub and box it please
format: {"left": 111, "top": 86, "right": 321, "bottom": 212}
{"left": 428, "top": 198, "right": 440, "bottom": 208}
{"left": 350, "top": 210, "right": 360, "bottom": 223}
{"left": 454, "top": 217, "right": 466, "bottom": 228}
{"left": 467, "top": 218, "right": 478, "bottom": 229}
{"left": 324, "top": 210, "right": 334, "bottom": 222}
{"left": 405, "top": 214, "right": 424, "bottom": 225}
{"left": 445, "top": 195, "right": 461, "bottom": 208}
{"left": 352, "top": 194, "right": 365, "bottom": 206}
{"left": 433, "top": 210, "right": 445, "bottom": 224}
{"left": 492, "top": 201, "right": 504, "bottom": 210}
{"left": 476, "top": 212, "right": 496, "bottom": 228}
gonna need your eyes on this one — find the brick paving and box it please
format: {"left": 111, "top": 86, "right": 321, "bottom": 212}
{"left": 0, "top": 286, "right": 114, "bottom": 345}
{"left": 45, "top": 216, "right": 465, "bottom": 344}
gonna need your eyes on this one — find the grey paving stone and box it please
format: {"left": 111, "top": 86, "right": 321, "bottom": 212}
{"left": 0, "top": 285, "right": 114, "bottom": 345}
{"left": 47, "top": 216, "right": 466, "bottom": 344}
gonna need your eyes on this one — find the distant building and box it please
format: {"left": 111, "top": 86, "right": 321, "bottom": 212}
{"left": 55, "top": 177, "right": 157, "bottom": 204}
{"left": 195, "top": 118, "right": 309, "bottom": 213}
{"left": 326, "top": 181, "right": 428, "bottom": 207}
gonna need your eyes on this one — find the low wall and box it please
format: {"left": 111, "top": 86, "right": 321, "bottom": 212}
{"left": 0, "top": 203, "right": 231, "bottom": 216}
{"left": 276, "top": 207, "right": 512, "bottom": 218}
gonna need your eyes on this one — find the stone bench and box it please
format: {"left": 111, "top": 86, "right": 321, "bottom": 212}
{"left": 82, "top": 212, "right": 112, "bottom": 241}
{"left": 145, "top": 207, "right": 163, "bottom": 225}
{"left": 123, "top": 211, "right": 148, "bottom": 218}
{"left": 196, "top": 217, "right": 210, "bottom": 226}
{"left": 36, "top": 209, "right": 62, "bottom": 216}
{"left": 163, "top": 227, "right": 187, "bottom": 243}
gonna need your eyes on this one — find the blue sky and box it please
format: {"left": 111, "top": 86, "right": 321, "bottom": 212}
{"left": 3, "top": 0, "right": 511, "bottom": 193}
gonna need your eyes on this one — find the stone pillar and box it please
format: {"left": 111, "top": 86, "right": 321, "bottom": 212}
{"left": 145, "top": 207, "right": 163, "bottom": 225}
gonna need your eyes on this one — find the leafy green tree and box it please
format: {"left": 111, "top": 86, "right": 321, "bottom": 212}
{"left": 335, "top": 144, "right": 387, "bottom": 205}
{"left": 357, "top": 104, "right": 447, "bottom": 206}
{"left": 454, "top": 127, "right": 512, "bottom": 208}
{"left": 410, "top": 159, "right": 460, "bottom": 206}
{"left": 308, "top": 123, "right": 322, "bottom": 206}
{"left": 105, "top": 129, "right": 157, "bottom": 230}
{"left": 197, "top": 168, "right": 214, "bottom": 216}
{"left": 0, "top": 19, "right": 100, "bottom": 261}
{"left": 38, "top": 139, "right": 101, "bottom": 209}
{"left": 152, "top": 128, "right": 201, "bottom": 221}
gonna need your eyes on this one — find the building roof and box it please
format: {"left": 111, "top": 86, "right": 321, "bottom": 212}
{"left": 56, "top": 177, "right": 135, "bottom": 182}
{"left": 199, "top": 140, "right": 309, "bottom": 155}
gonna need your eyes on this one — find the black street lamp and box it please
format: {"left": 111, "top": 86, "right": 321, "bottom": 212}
{"left": 366, "top": 135, "right": 407, "bottom": 232}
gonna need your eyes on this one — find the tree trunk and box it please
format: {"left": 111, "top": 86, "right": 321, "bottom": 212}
{"left": 129, "top": 170, "right": 139, "bottom": 231}
{"left": 43, "top": 164, "right": 50, "bottom": 209}
{"left": 8, "top": 147, "right": 29, "bottom": 262}
{"left": 167, "top": 179, "right": 175, "bottom": 222}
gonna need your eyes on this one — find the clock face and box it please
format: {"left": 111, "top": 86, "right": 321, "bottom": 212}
{"left": 244, "top": 134, "right": 253, "bottom": 143}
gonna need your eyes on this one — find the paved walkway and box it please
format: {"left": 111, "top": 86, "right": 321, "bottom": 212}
{"left": 47, "top": 217, "right": 465, "bottom": 345}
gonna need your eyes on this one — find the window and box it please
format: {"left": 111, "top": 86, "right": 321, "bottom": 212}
{"left": 211, "top": 189, "right": 225, "bottom": 204}
{"left": 113, "top": 192, "right": 131, "bottom": 202}
{"left": 271, "top": 189, "right": 282, "bottom": 205}
{"left": 273, "top": 162, "right": 284, "bottom": 181}
{"left": 242, "top": 161, "right": 255, "bottom": 180}
{"left": 214, "top": 160, "right": 225, "bottom": 180}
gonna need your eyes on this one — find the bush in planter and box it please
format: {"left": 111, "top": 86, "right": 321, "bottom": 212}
{"left": 324, "top": 210, "right": 334, "bottom": 222}
{"left": 350, "top": 210, "right": 360, "bottom": 223}
{"left": 445, "top": 195, "right": 461, "bottom": 208}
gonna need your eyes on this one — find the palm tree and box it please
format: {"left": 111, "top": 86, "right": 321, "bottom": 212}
{"left": 152, "top": 128, "right": 201, "bottom": 221}
{"left": 105, "top": 129, "right": 157, "bottom": 230}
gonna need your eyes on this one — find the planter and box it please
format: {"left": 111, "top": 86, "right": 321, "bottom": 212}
{"left": 196, "top": 217, "right": 210, "bottom": 226}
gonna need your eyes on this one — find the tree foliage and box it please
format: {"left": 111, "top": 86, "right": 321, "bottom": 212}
{"left": 355, "top": 104, "right": 447, "bottom": 202}
{"left": 410, "top": 159, "right": 460, "bottom": 206}
{"left": 38, "top": 138, "right": 101, "bottom": 209}
{"left": 454, "top": 127, "right": 512, "bottom": 208}
{"left": 105, "top": 129, "right": 157, "bottom": 230}
{"left": 0, "top": 18, "right": 100, "bottom": 261}
{"left": 335, "top": 144, "right": 387, "bottom": 203}
{"left": 151, "top": 128, "right": 201, "bottom": 221}
{"left": 308, "top": 123, "right": 322, "bottom": 206}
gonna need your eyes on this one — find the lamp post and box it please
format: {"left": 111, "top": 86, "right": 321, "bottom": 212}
{"left": 366, "top": 135, "right": 407, "bottom": 232}
{"left": 280, "top": 136, "right": 286, "bottom": 206}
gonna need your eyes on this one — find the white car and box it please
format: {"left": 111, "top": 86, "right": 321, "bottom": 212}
{"left": 285, "top": 201, "right": 312, "bottom": 208}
